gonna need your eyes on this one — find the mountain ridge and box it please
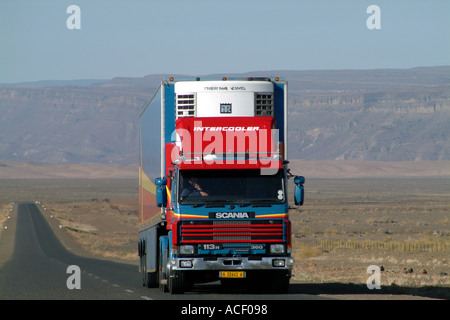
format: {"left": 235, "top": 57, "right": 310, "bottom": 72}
{"left": 0, "top": 66, "right": 449, "bottom": 164}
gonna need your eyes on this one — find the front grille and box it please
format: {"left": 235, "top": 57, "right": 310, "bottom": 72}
{"left": 212, "top": 220, "right": 251, "bottom": 242}
{"left": 179, "top": 219, "right": 284, "bottom": 244}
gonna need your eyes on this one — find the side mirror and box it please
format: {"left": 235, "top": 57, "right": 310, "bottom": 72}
{"left": 294, "top": 176, "right": 305, "bottom": 185}
{"left": 155, "top": 177, "right": 168, "bottom": 207}
{"left": 293, "top": 176, "right": 305, "bottom": 206}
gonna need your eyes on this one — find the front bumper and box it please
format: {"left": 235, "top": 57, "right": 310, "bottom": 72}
{"left": 171, "top": 256, "right": 295, "bottom": 271}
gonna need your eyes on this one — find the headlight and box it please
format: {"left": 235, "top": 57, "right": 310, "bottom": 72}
{"left": 179, "top": 245, "right": 195, "bottom": 255}
{"left": 270, "top": 244, "right": 285, "bottom": 254}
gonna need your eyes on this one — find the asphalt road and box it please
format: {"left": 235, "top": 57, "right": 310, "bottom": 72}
{"left": 0, "top": 203, "right": 328, "bottom": 302}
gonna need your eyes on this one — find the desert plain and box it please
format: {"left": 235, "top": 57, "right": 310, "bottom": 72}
{"left": 1, "top": 160, "right": 449, "bottom": 299}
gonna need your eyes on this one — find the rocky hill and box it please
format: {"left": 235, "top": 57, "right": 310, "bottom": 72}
{"left": 0, "top": 67, "right": 449, "bottom": 164}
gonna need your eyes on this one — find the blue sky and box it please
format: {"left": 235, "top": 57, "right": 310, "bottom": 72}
{"left": 1, "top": 0, "right": 449, "bottom": 83}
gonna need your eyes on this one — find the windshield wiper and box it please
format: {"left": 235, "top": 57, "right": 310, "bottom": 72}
{"left": 248, "top": 199, "right": 282, "bottom": 207}
{"left": 180, "top": 201, "right": 204, "bottom": 207}
{"left": 203, "top": 199, "right": 232, "bottom": 208}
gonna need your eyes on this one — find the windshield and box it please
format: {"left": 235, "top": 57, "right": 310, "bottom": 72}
{"left": 178, "top": 169, "right": 285, "bottom": 205}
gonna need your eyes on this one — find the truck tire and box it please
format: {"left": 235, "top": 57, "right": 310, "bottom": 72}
{"left": 141, "top": 241, "right": 157, "bottom": 288}
{"left": 140, "top": 240, "right": 148, "bottom": 287}
{"left": 143, "top": 258, "right": 158, "bottom": 288}
{"left": 141, "top": 254, "right": 150, "bottom": 287}
{"left": 169, "top": 270, "right": 185, "bottom": 294}
{"left": 158, "top": 242, "right": 168, "bottom": 292}
{"left": 271, "top": 271, "right": 290, "bottom": 293}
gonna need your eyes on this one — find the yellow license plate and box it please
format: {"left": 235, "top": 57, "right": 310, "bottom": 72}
{"left": 219, "top": 271, "right": 246, "bottom": 278}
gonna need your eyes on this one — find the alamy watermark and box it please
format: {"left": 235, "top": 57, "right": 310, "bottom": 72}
{"left": 65, "top": 5, "right": 380, "bottom": 31}
{"left": 367, "top": 5, "right": 381, "bottom": 30}
{"left": 170, "top": 120, "right": 280, "bottom": 175}
{"left": 366, "top": 265, "right": 381, "bottom": 290}
{"left": 66, "top": 5, "right": 81, "bottom": 30}
{"left": 66, "top": 265, "right": 81, "bottom": 289}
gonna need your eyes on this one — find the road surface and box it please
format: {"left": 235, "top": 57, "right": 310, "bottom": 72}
{"left": 0, "top": 203, "right": 327, "bottom": 302}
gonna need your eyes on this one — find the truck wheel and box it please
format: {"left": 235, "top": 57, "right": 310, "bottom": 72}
{"left": 141, "top": 254, "right": 150, "bottom": 287}
{"left": 140, "top": 240, "right": 148, "bottom": 287}
{"left": 169, "top": 270, "right": 185, "bottom": 294}
{"left": 271, "top": 271, "right": 290, "bottom": 293}
{"left": 141, "top": 241, "right": 157, "bottom": 288}
{"left": 143, "top": 259, "right": 158, "bottom": 288}
{"left": 158, "top": 245, "right": 168, "bottom": 292}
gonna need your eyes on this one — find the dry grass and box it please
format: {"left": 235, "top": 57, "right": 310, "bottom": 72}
{"left": 293, "top": 242, "right": 324, "bottom": 259}
{"left": 289, "top": 178, "right": 449, "bottom": 298}
{"left": 45, "top": 198, "right": 139, "bottom": 264}
{"left": 293, "top": 238, "right": 448, "bottom": 255}
{"left": 0, "top": 203, "right": 9, "bottom": 234}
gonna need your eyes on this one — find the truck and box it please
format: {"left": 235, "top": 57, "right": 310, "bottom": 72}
{"left": 138, "top": 77, "right": 305, "bottom": 294}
